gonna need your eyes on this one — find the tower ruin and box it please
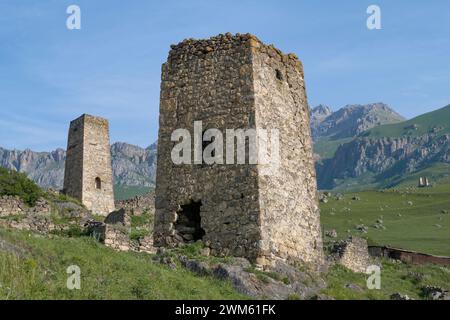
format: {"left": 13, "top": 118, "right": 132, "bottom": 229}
{"left": 63, "top": 114, "right": 115, "bottom": 216}
{"left": 154, "top": 33, "right": 323, "bottom": 267}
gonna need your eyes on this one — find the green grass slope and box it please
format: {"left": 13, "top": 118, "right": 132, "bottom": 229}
{"left": 313, "top": 137, "right": 353, "bottom": 160}
{"left": 2, "top": 228, "right": 450, "bottom": 300}
{"left": 0, "top": 228, "right": 246, "bottom": 300}
{"left": 320, "top": 177, "right": 450, "bottom": 256}
{"left": 323, "top": 262, "right": 450, "bottom": 300}
{"left": 114, "top": 185, "right": 153, "bottom": 201}
{"left": 387, "top": 163, "right": 450, "bottom": 188}
{"left": 363, "top": 104, "right": 450, "bottom": 139}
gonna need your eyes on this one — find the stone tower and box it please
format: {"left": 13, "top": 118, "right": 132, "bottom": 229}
{"left": 63, "top": 114, "right": 115, "bottom": 216}
{"left": 154, "top": 33, "right": 323, "bottom": 267}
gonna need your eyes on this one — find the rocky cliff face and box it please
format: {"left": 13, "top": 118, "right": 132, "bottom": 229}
{"left": 317, "top": 133, "right": 450, "bottom": 189}
{"left": 0, "top": 148, "right": 66, "bottom": 189}
{"left": 111, "top": 142, "right": 157, "bottom": 188}
{"left": 310, "top": 105, "right": 332, "bottom": 138}
{"left": 0, "top": 142, "right": 157, "bottom": 189}
{"left": 311, "top": 103, "right": 405, "bottom": 140}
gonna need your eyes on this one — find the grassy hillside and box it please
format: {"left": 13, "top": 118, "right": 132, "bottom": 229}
{"left": 0, "top": 228, "right": 246, "bottom": 300}
{"left": 313, "top": 137, "right": 353, "bottom": 159}
{"left": 1, "top": 168, "right": 450, "bottom": 300}
{"left": 2, "top": 227, "right": 450, "bottom": 300}
{"left": 320, "top": 176, "right": 450, "bottom": 256}
{"left": 387, "top": 163, "right": 450, "bottom": 188}
{"left": 363, "top": 104, "right": 450, "bottom": 139}
{"left": 323, "top": 262, "right": 450, "bottom": 300}
{"left": 325, "top": 163, "right": 450, "bottom": 192}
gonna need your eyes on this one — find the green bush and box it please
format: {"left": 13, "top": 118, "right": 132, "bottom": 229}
{"left": 0, "top": 168, "right": 43, "bottom": 206}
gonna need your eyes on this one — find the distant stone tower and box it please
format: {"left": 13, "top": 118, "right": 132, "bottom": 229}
{"left": 154, "top": 33, "right": 323, "bottom": 267}
{"left": 63, "top": 114, "right": 115, "bottom": 216}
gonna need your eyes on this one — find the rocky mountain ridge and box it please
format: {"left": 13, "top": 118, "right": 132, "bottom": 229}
{"left": 317, "top": 133, "right": 450, "bottom": 189}
{"left": 316, "top": 104, "right": 450, "bottom": 190}
{"left": 311, "top": 103, "right": 405, "bottom": 140}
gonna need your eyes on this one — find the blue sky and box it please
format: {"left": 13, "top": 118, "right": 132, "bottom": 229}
{"left": 0, "top": 0, "right": 449, "bottom": 151}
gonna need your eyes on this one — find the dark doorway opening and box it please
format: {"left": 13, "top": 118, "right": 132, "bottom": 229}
{"left": 95, "top": 177, "right": 102, "bottom": 190}
{"left": 175, "top": 200, "right": 205, "bottom": 242}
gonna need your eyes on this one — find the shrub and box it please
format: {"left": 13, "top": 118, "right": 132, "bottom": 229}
{"left": 0, "top": 168, "right": 43, "bottom": 206}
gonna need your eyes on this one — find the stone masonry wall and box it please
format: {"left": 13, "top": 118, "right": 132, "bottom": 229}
{"left": 0, "top": 196, "right": 51, "bottom": 217}
{"left": 0, "top": 196, "right": 28, "bottom": 217}
{"left": 63, "top": 114, "right": 115, "bottom": 216}
{"left": 154, "top": 33, "right": 323, "bottom": 267}
{"left": 82, "top": 115, "right": 116, "bottom": 215}
{"left": 102, "top": 209, "right": 131, "bottom": 251}
{"left": 0, "top": 196, "right": 58, "bottom": 233}
{"left": 63, "top": 116, "right": 84, "bottom": 201}
{"left": 252, "top": 39, "right": 323, "bottom": 266}
{"left": 333, "top": 237, "right": 372, "bottom": 273}
{"left": 154, "top": 33, "right": 261, "bottom": 261}
{"left": 104, "top": 225, "right": 130, "bottom": 251}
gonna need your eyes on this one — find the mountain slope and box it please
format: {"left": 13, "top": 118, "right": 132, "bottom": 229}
{"left": 311, "top": 103, "right": 405, "bottom": 141}
{"left": 0, "top": 148, "right": 66, "bottom": 189}
{"left": 317, "top": 105, "right": 450, "bottom": 190}
{"left": 362, "top": 104, "right": 450, "bottom": 138}
{"left": 111, "top": 142, "right": 157, "bottom": 188}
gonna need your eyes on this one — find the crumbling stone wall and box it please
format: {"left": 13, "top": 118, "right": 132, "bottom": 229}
{"left": 104, "top": 225, "right": 130, "bottom": 251}
{"left": 332, "top": 237, "right": 372, "bottom": 273}
{"left": 137, "top": 235, "right": 156, "bottom": 254}
{"left": 86, "top": 209, "right": 156, "bottom": 253}
{"left": 154, "top": 33, "right": 323, "bottom": 267}
{"left": 87, "top": 209, "right": 131, "bottom": 251}
{"left": 63, "top": 114, "right": 115, "bottom": 216}
{"left": 0, "top": 196, "right": 28, "bottom": 217}
{"left": 0, "top": 196, "right": 51, "bottom": 217}
{"left": 0, "top": 196, "right": 60, "bottom": 233}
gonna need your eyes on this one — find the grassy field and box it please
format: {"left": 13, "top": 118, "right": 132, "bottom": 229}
{"left": 320, "top": 175, "right": 450, "bottom": 256}
{"left": 0, "top": 228, "right": 245, "bottom": 300}
{"left": 2, "top": 227, "right": 449, "bottom": 300}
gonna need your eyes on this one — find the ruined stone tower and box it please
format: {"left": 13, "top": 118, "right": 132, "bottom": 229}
{"left": 63, "top": 114, "right": 115, "bottom": 216}
{"left": 154, "top": 33, "right": 323, "bottom": 267}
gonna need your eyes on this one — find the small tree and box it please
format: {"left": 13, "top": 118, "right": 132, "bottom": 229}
{"left": 0, "top": 167, "right": 43, "bottom": 206}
